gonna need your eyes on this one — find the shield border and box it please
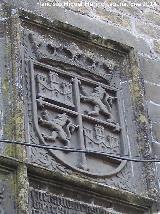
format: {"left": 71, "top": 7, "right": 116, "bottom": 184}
{"left": 29, "top": 59, "right": 127, "bottom": 177}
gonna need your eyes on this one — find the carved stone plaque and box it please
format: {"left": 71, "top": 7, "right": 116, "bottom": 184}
{"left": 25, "top": 29, "right": 128, "bottom": 177}
{"left": 29, "top": 188, "right": 117, "bottom": 214}
{"left": 28, "top": 178, "right": 150, "bottom": 214}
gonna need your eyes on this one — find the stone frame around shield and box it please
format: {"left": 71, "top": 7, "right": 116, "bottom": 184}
{"left": 19, "top": 9, "right": 157, "bottom": 197}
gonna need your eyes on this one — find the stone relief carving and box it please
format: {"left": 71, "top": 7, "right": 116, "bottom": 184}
{"left": 80, "top": 85, "right": 115, "bottom": 122}
{"left": 36, "top": 71, "right": 74, "bottom": 107}
{"left": 29, "top": 188, "right": 121, "bottom": 214}
{"left": 23, "top": 30, "right": 135, "bottom": 189}
{"left": 107, "top": 163, "right": 135, "bottom": 192}
{"left": 84, "top": 124, "right": 120, "bottom": 154}
{"left": 29, "top": 60, "right": 127, "bottom": 177}
{"left": 38, "top": 110, "right": 78, "bottom": 147}
{"left": 30, "top": 127, "right": 73, "bottom": 174}
{"left": 28, "top": 33, "right": 115, "bottom": 82}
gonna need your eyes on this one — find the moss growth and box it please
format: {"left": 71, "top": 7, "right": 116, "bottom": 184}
{"left": 16, "top": 164, "right": 29, "bottom": 214}
{"left": 139, "top": 114, "right": 148, "bottom": 124}
{"left": 2, "top": 9, "right": 25, "bottom": 159}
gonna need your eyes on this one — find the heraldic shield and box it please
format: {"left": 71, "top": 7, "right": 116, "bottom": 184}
{"left": 30, "top": 57, "right": 127, "bottom": 177}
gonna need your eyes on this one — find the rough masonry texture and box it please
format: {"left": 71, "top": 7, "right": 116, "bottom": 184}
{"left": 0, "top": 0, "right": 160, "bottom": 213}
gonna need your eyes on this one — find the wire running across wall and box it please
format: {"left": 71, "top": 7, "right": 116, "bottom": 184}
{"left": 0, "top": 139, "right": 159, "bottom": 163}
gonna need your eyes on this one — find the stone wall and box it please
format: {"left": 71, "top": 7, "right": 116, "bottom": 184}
{"left": 43, "top": 0, "right": 160, "bottom": 186}
{"left": 8, "top": 0, "right": 160, "bottom": 145}
{"left": 26, "top": 0, "right": 160, "bottom": 187}
{"left": 38, "top": 0, "right": 160, "bottom": 138}
{"left": 0, "top": 0, "right": 160, "bottom": 213}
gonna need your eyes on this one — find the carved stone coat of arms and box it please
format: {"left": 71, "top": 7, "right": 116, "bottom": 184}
{"left": 26, "top": 32, "right": 128, "bottom": 177}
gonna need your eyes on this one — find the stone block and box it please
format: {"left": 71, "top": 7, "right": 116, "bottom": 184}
{"left": 139, "top": 56, "right": 160, "bottom": 84}
{"left": 136, "top": 21, "right": 160, "bottom": 39}
{"left": 144, "top": 9, "right": 160, "bottom": 27}
{"left": 148, "top": 102, "right": 160, "bottom": 123}
{"left": 40, "top": 7, "right": 151, "bottom": 55}
{"left": 152, "top": 123, "right": 160, "bottom": 143}
{"left": 1, "top": 0, "right": 152, "bottom": 55}
{"left": 152, "top": 141, "right": 160, "bottom": 158}
{"left": 118, "top": 5, "right": 143, "bottom": 18}
{"left": 95, "top": 7, "right": 132, "bottom": 30}
{"left": 144, "top": 82, "right": 160, "bottom": 104}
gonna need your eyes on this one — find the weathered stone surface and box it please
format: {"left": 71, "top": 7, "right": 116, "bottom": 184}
{"left": 136, "top": 21, "right": 160, "bottom": 39}
{"left": 0, "top": 38, "right": 5, "bottom": 152}
{"left": 154, "top": 39, "right": 160, "bottom": 55}
{"left": 139, "top": 56, "right": 160, "bottom": 84}
{"left": 144, "top": 82, "right": 160, "bottom": 104}
{"left": 96, "top": 7, "right": 132, "bottom": 30}
{"left": 42, "top": 7, "right": 151, "bottom": 55}
{"left": 29, "top": 188, "right": 115, "bottom": 214}
{"left": 0, "top": 169, "right": 17, "bottom": 214}
{"left": 28, "top": 175, "right": 154, "bottom": 214}
{"left": 156, "top": 162, "right": 160, "bottom": 190}
{"left": 0, "top": 0, "right": 152, "bottom": 56}
{"left": 144, "top": 9, "right": 160, "bottom": 27}
{"left": 6, "top": 0, "right": 38, "bottom": 9}
{"left": 67, "top": 3, "right": 91, "bottom": 17}
{"left": 0, "top": 1, "right": 159, "bottom": 213}
{"left": 148, "top": 102, "right": 160, "bottom": 122}
{"left": 0, "top": 22, "right": 4, "bottom": 38}
{"left": 152, "top": 141, "right": 160, "bottom": 159}
{"left": 152, "top": 123, "right": 160, "bottom": 142}
{"left": 118, "top": 5, "right": 143, "bottom": 18}
{"left": 25, "top": 25, "right": 127, "bottom": 177}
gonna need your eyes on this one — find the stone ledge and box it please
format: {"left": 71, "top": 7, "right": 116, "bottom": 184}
{"left": 27, "top": 163, "right": 156, "bottom": 210}
{"left": 3, "top": 1, "right": 152, "bottom": 56}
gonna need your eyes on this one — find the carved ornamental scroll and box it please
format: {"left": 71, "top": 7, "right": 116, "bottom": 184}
{"left": 26, "top": 31, "right": 128, "bottom": 177}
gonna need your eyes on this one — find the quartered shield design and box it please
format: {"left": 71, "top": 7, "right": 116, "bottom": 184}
{"left": 30, "top": 59, "right": 127, "bottom": 177}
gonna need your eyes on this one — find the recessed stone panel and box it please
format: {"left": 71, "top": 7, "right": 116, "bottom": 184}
{"left": 28, "top": 178, "right": 151, "bottom": 214}
{"left": 24, "top": 25, "right": 128, "bottom": 177}
{"left": 0, "top": 170, "right": 17, "bottom": 214}
{"left": 19, "top": 9, "right": 157, "bottom": 200}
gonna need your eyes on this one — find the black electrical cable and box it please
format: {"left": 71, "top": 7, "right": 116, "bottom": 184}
{"left": 0, "top": 139, "right": 159, "bottom": 163}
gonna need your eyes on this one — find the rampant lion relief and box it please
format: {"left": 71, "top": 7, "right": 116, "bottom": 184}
{"left": 29, "top": 57, "right": 128, "bottom": 177}
{"left": 38, "top": 111, "right": 78, "bottom": 147}
{"left": 80, "top": 85, "right": 118, "bottom": 124}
